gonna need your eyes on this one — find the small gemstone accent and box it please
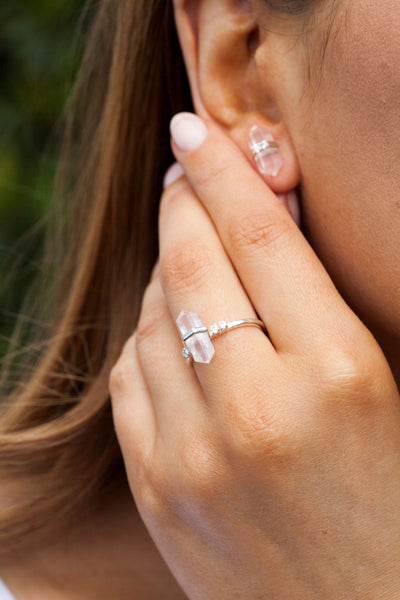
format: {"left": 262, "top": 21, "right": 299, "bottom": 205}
{"left": 218, "top": 321, "right": 228, "bottom": 332}
{"left": 176, "top": 311, "right": 215, "bottom": 364}
{"left": 209, "top": 324, "right": 220, "bottom": 337}
{"left": 209, "top": 321, "right": 228, "bottom": 338}
{"left": 182, "top": 347, "right": 192, "bottom": 359}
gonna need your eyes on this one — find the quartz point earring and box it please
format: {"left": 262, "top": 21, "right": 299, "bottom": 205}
{"left": 248, "top": 125, "right": 282, "bottom": 176}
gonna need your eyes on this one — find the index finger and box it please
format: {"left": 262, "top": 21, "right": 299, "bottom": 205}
{"left": 169, "top": 112, "right": 359, "bottom": 355}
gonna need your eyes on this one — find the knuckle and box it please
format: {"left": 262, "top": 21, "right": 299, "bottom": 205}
{"left": 318, "top": 344, "right": 385, "bottom": 411}
{"left": 161, "top": 244, "right": 214, "bottom": 295}
{"left": 180, "top": 438, "right": 223, "bottom": 499}
{"left": 228, "top": 211, "right": 291, "bottom": 256}
{"left": 135, "top": 480, "right": 168, "bottom": 524}
{"left": 325, "top": 348, "right": 368, "bottom": 388}
{"left": 136, "top": 466, "right": 173, "bottom": 524}
{"left": 133, "top": 445, "right": 179, "bottom": 522}
{"left": 109, "top": 334, "right": 137, "bottom": 397}
{"left": 109, "top": 360, "right": 132, "bottom": 397}
{"left": 225, "top": 399, "right": 293, "bottom": 463}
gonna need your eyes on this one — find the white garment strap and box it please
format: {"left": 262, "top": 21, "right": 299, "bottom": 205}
{"left": 0, "top": 578, "right": 16, "bottom": 600}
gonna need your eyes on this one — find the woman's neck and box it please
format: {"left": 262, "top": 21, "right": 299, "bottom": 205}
{"left": 0, "top": 479, "right": 187, "bottom": 600}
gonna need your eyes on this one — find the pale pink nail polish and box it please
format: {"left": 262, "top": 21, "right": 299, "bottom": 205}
{"left": 276, "top": 191, "right": 302, "bottom": 227}
{"left": 163, "top": 162, "right": 184, "bottom": 189}
{"left": 170, "top": 113, "right": 208, "bottom": 153}
{"left": 287, "top": 190, "right": 301, "bottom": 227}
{"left": 276, "top": 193, "right": 289, "bottom": 208}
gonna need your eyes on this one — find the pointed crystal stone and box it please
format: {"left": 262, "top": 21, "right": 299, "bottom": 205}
{"left": 248, "top": 125, "right": 282, "bottom": 177}
{"left": 176, "top": 311, "right": 215, "bottom": 364}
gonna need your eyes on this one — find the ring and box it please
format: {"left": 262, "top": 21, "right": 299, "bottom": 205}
{"left": 176, "top": 310, "right": 267, "bottom": 364}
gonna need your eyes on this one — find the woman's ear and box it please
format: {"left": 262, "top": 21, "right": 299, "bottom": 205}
{"left": 172, "top": 0, "right": 301, "bottom": 193}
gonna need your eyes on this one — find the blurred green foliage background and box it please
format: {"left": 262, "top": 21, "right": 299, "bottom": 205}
{"left": 0, "top": 1, "right": 88, "bottom": 358}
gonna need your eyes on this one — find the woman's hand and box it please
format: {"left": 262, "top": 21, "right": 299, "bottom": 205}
{"left": 109, "top": 113, "right": 400, "bottom": 600}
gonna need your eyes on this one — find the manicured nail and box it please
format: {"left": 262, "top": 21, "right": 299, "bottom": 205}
{"left": 248, "top": 125, "right": 282, "bottom": 177}
{"left": 170, "top": 112, "right": 208, "bottom": 153}
{"left": 287, "top": 190, "right": 301, "bottom": 227}
{"left": 277, "top": 191, "right": 301, "bottom": 227}
{"left": 163, "top": 162, "right": 185, "bottom": 189}
{"left": 277, "top": 193, "right": 289, "bottom": 210}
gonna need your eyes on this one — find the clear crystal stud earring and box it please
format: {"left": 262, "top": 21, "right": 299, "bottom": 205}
{"left": 248, "top": 125, "right": 282, "bottom": 176}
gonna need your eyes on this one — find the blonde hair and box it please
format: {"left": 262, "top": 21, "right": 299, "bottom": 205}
{"left": 0, "top": 0, "right": 192, "bottom": 556}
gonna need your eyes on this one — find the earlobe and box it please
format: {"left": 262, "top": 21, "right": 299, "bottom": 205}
{"left": 172, "top": 0, "right": 302, "bottom": 194}
{"left": 243, "top": 117, "right": 301, "bottom": 193}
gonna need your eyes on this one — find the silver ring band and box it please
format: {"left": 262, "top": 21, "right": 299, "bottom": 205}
{"left": 176, "top": 311, "right": 267, "bottom": 364}
{"left": 181, "top": 318, "right": 266, "bottom": 342}
{"left": 181, "top": 326, "right": 209, "bottom": 342}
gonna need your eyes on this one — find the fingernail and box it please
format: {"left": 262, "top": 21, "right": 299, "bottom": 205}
{"left": 277, "top": 191, "right": 301, "bottom": 227}
{"left": 287, "top": 190, "right": 301, "bottom": 227}
{"left": 163, "top": 162, "right": 184, "bottom": 189}
{"left": 277, "top": 193, "right": 289, "bottom": 210}
{"left": 170, "top": 112, "right": 208, "bottom": 153}
{"left": 248, "top": 125, "right": 282, "bottom": 177}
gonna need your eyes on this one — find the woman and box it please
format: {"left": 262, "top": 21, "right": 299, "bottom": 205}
{"left": 1, "top": 0, "right": 400, "bottom": 597}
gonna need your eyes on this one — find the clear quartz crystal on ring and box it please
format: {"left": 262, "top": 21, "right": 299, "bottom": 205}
{"left": 249, "top": 125, "right": 282, "bottom": 177}
{"left": 176, "top": 311, "right": 215, "bottom": 364}
{"left": 209, "top": 321, "right": 228, "bottom": 338}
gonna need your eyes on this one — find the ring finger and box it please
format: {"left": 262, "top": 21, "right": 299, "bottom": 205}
{"left": 158, "top": 175, "right": 279, "bottom": 408}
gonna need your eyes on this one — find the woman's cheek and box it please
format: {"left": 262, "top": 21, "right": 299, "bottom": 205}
{"left": 284, "top": 0, "right": 400, "bottom": 342}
